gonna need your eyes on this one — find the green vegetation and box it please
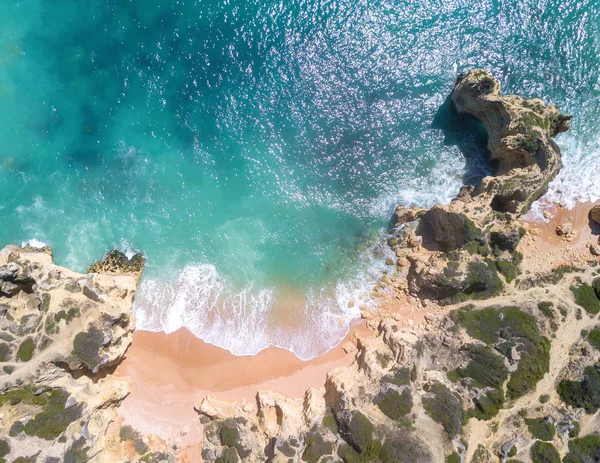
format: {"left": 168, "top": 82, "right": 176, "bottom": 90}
{"left": 563, "top": 435, "right": 600, "bottom": 463}
{"left": 453, "top": 345, "right": 508, "bottom": 389}
{"left": 2, "top": 366, "right": 14, "bottom": 375}
{"left": 593, "top": 278, "right": 600, "bottom": 298}
{"left": 55, "top": 306, "right": 80, "bottom": 324}
{"left": 569, "top": 421, "right": 580, "bottom": 438}
{"left": 538, "top": 302, "right": 554, "bottom": 318}
{"left": 302, "top": 431, "right": 333, "bottom": 463}
{"left": 0, "top": 439, "right": 9, "bottom": 462}
{"left": 215, "top": 447, "right": 239, "bottom": 463}
{"left": 452, "top": 305, "right": 550, "bottom": 399}
{"left": 219, "top": 425, "right": 240, "bottom": 448}
{"left": 571, "top": 282, "right": 600, "bottom": 315}
{"left": 557, "top": 363, "right": 600, "bottom": 414}
{"left": 530, "top": 441, "right": 560, "bottom": 463}
{"left": 23, "top": 388, "right": 83, "bottom": 440}
{"left": 447, "top": 452, "right": 461, "bottom": 463}
{"left": 16, "top": 338, "right": 35, "bottom": 362}
{"left": 65, "top": 437, "right": 89, "bottom": 463}
{"left": 337, "top": 411, "right": 383, "bottom": 462}
{"left": 384, "top": 366, "right": 411, "bottom": 386}
{"left": 120, "top": 425, "right": 149, "bottom": 455}
{"left": 322, "top": 409, "right": 338, "bottom": 434}
{"left": 526, "top": 417, "right": 555, "bottom": 441}
{"left": 422, "top": 382, "right": 464, "bottom": 437}
{"left": 496, "top": 260, "right": 516, "bottom": 283}
{"left": 587, "top": 329, "right": 600, "bottom": 351}
{"left": 469, "top": 388, "right": 505, "bottom": 421}
{"left": 0, "top": 386, "right": 83, "bottom": 440}
{"left": 72, "top": 326, "right": 106, "bottom": 371}
{"left": 0, "top": 343, "right": 10, "bottom": 362}
{"left": 539, "top": 394, "right": 550, "bottom": 404}
{"left": 376, "top": 351, "right": 391, "bottom": 369}
{"left": 376, "top": 388, "right": 412, "bottom": 421}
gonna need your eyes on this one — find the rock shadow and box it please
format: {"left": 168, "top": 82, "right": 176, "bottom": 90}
{"left": 431, "top": 96, "right": 492, "bottom": 186}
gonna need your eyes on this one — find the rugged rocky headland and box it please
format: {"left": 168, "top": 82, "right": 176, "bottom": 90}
{"left": 2, "top": 70, "right": 600, "bottom": 463}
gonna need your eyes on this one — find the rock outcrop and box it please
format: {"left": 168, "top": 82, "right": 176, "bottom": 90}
{"left": 590, "top": 204, "right": 600, "bottom": 226}
{"left": 0, "top": 246, "right": 138, "bottom": 462}
{"left": 389, "top": 70, "right": 571, "bottom": 302}
{"left": 198, "top": 265, "right": 600, "bottom": 462}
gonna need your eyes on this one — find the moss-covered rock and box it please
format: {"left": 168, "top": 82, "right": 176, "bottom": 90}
{"left": 16, "top": 337, "right": 35, "bottom": 362}
{"left": 72, "top": 326, "right": 106, "bottom": 371}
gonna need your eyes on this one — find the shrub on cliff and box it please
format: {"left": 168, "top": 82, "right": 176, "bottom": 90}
{"left": 302, "top": 430, "right": 333, "bottom": 463}
{"left": 571, "top": 282, "right": 600, "bottom": 314}
{"left": 526, "top": 417, "right": 555, "bottom": 441}
{"left": 469, "top": 388, "right": 505, "bottom": 421}
{"left": 563, "top": 435, "right": 600, "bottom": 463}
{"left": 452, "top": 305, "right": 550, "bottom": 400}
{"left": 557, "top": 363, "right": 600, "bottom": 414}
{"left": 376, "top": 388, "right": 412, "bottom": 421}
{"left": 72, "top": 326, "right": 106, "bottom": 371}
{"left": 530, "top": 441, "right": 560, "bottom": 463}
{"left": 587, "top": 329, "right": 600, "bottom": 351}
{"left": 422, "top": 382, "right": 464, "bottom": 438}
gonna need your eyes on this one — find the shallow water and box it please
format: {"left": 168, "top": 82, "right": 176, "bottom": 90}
{"left": 1, "top": 0, "right": 599, "bottom": 358}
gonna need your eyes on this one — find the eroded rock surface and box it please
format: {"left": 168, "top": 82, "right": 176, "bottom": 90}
{"left": 0, "top": 246, "right": 138, "bottom": 462}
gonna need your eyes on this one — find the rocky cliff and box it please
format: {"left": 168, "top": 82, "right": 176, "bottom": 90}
{"left": 0, "top": 247, "right": 140, "bottom": 462}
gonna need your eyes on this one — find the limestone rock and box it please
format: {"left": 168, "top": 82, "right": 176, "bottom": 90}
{"left": 394, "top": 205, "right": 427, "bottom": 227}
{"left": 88, "top": 249, "right": 145, "bottom": 282}
{"left": 556, "top": 222, "right": 573, "bottom": 236}
{"left": 0, "top": 245, "right": 136, "bottom": 463}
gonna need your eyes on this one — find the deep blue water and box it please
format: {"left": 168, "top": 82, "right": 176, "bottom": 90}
{"left": 1, "top": 0, "right": 598, "bottom": 358}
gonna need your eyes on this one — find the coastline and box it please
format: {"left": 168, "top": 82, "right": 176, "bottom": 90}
{"left": 112, "top": 198, "right": 599, "bottom": 456}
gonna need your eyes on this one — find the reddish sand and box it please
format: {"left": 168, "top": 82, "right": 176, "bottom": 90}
{"left": 115, "top": 321, "right": 370, "bottom": 447}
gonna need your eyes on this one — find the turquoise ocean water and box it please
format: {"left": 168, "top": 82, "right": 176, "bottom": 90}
{"left": 1, "top": 0, "right": 599, "bottom": 358}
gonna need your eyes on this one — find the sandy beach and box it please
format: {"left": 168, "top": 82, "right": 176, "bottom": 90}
{"left": 112, "top": 199, "right": 599, "bottom": 461}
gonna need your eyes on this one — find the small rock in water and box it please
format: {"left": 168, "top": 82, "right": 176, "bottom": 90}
{"left": 347, "top": 299, "right": 356, "bottom": 309}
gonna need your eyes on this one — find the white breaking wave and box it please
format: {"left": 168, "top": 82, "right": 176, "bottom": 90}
{"left": 531, "top": 132, "right": 600, "bottom": 219}
{"left": 134, "top": 231, "right": 391, "bottom": 360}
{"left": 21, "top": 238, "right": 50, "bottom": 249}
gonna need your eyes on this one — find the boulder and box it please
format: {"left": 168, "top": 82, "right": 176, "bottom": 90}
{"left": 590, "top": 204, "right": 600, "bottom": 225}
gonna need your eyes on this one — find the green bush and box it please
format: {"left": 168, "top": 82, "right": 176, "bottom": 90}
{"left": 592, "top": 278, "right": 600, "bottom": 298}
{"left": 557, "top": 363, "right": 600, "bottom": 414}
{"left": 322, "top": 409, "right": 338, "bottom": 434}
{"left": 302, "top": 431, "right": 333, "bottom": 463}
{"left": 23, "top": 388, "right": 83, "bottom": 440}
{"left": 571, "top": 283, "right": 600, "bottom": 314}
{"left": 496, "top": 260, "right": 516, "bottom": 283}
{"left": 17, "top": 338, "right": 35, "bottom": 362}
{"left": 569, "top": 421, "right": 580, "bottom": 438}
{"left": 563, "top": 435, "right": 600, "bottom": 463}
{"left": 457, "top": 345, "right": 508, "bottom": 389}
{"left": 64, "top": 437, "right": 90, "bottom": 463}
{"left": 384, "top": 367, "right": 411, "bottom": 386}
{"left": 587, "top": 329, "right": 600, "bottom": 351}
{"left": 538, "top": 302, "right": 554, "bottom": 318}
{"left": 526, "top": 417, "right": 555, "bottom": 441}
{"left": 452, "top": 306, "right": 550, "bottom": 399}
{"left": 469, "top": 388, "right": 505, "bottom": 420}
{"left": 376, "top": 389, "right": 412, "bottom": 421}
{"left": 539, "top": 394, "right": 550, "bottom": 404}
{"left": 446, "top": 452, "right": 461, "bottom": 463}
{"left": 422, "top": 382, "right": 464, "bottom": 438}
{"left": 530, "top": 441, "right": 560, "bottom": 463}
{"left": 343, "top": 411, "right": 380, "bottom": 457}
{"left": 0, "top": 439, "right": 9, "bottom": 459}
